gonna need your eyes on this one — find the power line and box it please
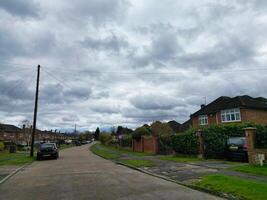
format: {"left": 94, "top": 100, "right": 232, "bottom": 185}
{"left": 2, "top": 61, "right": 267, "bottom": 75}
{"left": 42, "top": 68, "right": 73, "bottom": 90}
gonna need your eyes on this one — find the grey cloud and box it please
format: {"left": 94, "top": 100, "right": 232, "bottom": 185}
{"left": 0, "top": 0, "right": 40, "bottom": 18}
{"left": 61, "top": 0, "right": 130, "bottom": 24}
{"left": 177, "top": 35, "right": 257, "bottom": 70}
{"left": 40, "top": 84, "right": 91, "bottom": 104}
{"left": 80, "top": 34, "right": 128, "bottom": 53}
{"left": 91, "top": 104, "right": 120, "bottom": 114}
{"left": 130, "top": 94, "right": 185, "bottom": 110}
{"left": 0, "top": 79, "right": 34, "bottom": 101}
{"left": 131, "top": 31, "right": 181, "bottom": 68}
{"left": 64, "top": 87, "right": 92, "bottom": 101}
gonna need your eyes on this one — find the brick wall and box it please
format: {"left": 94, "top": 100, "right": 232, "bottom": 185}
{"left": 132, "top": 138, "right": 143, "bottom": 152}
{"left": 245, "top": 127, "right": 267, "bottom": 165}
{"left": 132, "top": 136, "right": 158, "bottom": 154}
{"left": 241, "top": 109, "right": 267, "bottom": 125}
{"left": 143, "top": 137, "right": 158, "bottom": 154}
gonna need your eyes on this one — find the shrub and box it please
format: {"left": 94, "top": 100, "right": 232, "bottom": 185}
{"left": 132, "top": 126, "right": 151, "bottom": 140}
{"left": 99, "top": 133, "right": 112, "bottom": 145}
{"left": 0, "top": 141, "right": 4, "bottom": 151}
{"left": 121, "top": 135, "right": 132, "bottom": 147}
{"left": 203, "top": 123, "right": 260, "bottom": 159}
{"left": 171, "top": 128, "right": 198, "bottom": 155}
{"left": 255, "top": 126, "right": 267, "bottom": 149}
{"left": 151, "top": 121, "right": 173, "bottom": 137}
{"left": 158, "top": 135, "right": 172, "bottom": 154}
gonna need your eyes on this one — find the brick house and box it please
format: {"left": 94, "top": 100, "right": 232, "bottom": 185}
{"left": 0, "top": 124, "right": 22, "bottom": 143}
{"left": 190, "top": 95, "right": 267, "bottom": 127}
{"left": 0, "top": 123, "right": 76, "bottom": 144}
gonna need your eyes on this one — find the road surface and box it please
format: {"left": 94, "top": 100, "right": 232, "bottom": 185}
{"left": 0, "top": 144, "right": 222, "bottom": 200}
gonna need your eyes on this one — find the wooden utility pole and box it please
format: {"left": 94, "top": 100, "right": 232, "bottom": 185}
{"left": 30, "top": 65, "right": 40, "bottom": 157}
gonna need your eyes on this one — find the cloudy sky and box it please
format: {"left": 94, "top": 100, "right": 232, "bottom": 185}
{"left": 1, "top": 0, "right": 267, "bottom": 131}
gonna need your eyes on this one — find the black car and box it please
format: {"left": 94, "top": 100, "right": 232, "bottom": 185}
{"left": 37, "top": 143, "right": 59, "bottom": 160}
{"left": 226, "top": 137, "right": 248, "bottom": 162}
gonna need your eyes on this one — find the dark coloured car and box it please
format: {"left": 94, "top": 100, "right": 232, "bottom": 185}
{"left": 37, "top": 143, "right": 59, "bottom": 160}
{"left": 74, "top": 140, "right": 81, "bottom": 146}
{"left": 226, "top": 137, "right": 248, "bottom": 162}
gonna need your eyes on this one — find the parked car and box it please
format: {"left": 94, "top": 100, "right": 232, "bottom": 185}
{"left": 225, "top": 137, "right": 248, "bottom": 162}
{"left": 74, "top": 140, "right": 81, "bottom": 146}
{"left": 37, "top": 143, "right": 59, "bottom": 160}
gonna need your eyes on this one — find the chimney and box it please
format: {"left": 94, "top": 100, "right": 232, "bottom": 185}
{"left": 201, "top": 104, "right": 205, "bottom": 109}
{"left": 23, "top": 124, "right": 26, "bottom": 129}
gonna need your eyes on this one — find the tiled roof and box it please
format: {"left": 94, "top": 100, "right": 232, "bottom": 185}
{"left": 0, "top": 124, "right": 21, "bottom": 133}
{"left": 191, "top": 95, "right": 267, "bottom": 117}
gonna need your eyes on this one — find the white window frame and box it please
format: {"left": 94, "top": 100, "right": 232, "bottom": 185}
{"left": 221, "top": 108, "right": 241, "bottom": 123}
{"left": 199, "top": 115, "right": 208, "bottom": 125}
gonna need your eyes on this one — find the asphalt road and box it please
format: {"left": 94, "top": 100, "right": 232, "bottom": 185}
{"left": 0, "top": 144, "right": 222, "bottom": 200}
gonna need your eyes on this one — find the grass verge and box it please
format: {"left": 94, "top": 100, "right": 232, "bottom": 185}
{"left": 196, "top": 174, "right": 267, "bottom": 200}
{"left": 159, "top": 155, "right": 202, "bottom": 163}
{"left": 121, "top": 159, "right": 155, "bottom": 168}
{"left": 90, "top": 144, "right": 120, "bottom": 159}
{"left": 230, "top": 164, "right": 267, "bottom": 177}
{"left": 0, "top": 151, "right": 35, "bottom": 166}
{"left": 102, "top": 144, "right": 153, "bottom": 156}
{"left": 90, "top": 143, "right": 152, "bottom": 159}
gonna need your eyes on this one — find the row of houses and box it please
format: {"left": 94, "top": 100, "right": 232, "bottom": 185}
{"left": 0, "top": 124, "right": 78, "bottom": 145}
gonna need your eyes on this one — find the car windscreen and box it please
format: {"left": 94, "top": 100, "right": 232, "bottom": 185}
{"left": 40, "top": 144, "right": 55, "bottom": 149}
{"left": 227, "top": 137, "right": 245, "bottom": 145}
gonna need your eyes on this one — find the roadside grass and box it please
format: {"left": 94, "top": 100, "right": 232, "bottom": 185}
{"left": 121, "top": 159, "right": 155, "bottom": 168}
{"left": 102, "top": 144, "right": 153, "bottom": 156}
{"left": 0, "top": 151, "right": 35, "bottom": 166}
{"left": 90, "top": 144, "right": 120, "bottom": 159}
{"left": 195, "top": 174, "right": 267, "bottom": 200}
{"left": 159, "top": 155, "right": 202, "bottom": 163}
{"left": 90, "top": 143, "right": 152, "bottom": 158}
{"left": 230, "top": 164, "right": 267, "bottom": 177}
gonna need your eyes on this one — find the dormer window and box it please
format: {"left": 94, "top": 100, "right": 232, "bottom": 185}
{"left": 199, "top": 115, "right": 208, "bottom": 125}
{"left": 221, "top": 108, "right": 241, "bottom": 122}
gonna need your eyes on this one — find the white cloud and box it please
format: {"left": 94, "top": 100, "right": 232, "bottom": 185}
{"left": 1, "top": 0, "right": 267, "bottom": 131}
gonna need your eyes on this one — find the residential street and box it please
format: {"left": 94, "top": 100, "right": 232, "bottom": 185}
{"left": 0, "top": 144, "right": 222, "bottom": 200}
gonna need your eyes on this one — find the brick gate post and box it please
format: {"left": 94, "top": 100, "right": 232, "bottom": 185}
{"left": 196, "top": 129, "right": 204, "bottom": 158}
{"left": 244, "top": 127, "right": 256, "bottom": 164}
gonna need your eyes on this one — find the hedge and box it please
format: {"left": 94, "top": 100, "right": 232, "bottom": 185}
{"left": 132, "top": 126, "right": 151, "bottom": 140}
{"left": 99, "top": 133, "right": 113, "bottom": 145}
{"left": 203, "top": 123, "right": 265, "bottom": 159}
{"left": 170, "top": 123, "right": 267, "bottom": 159}
{"left": 171, "top": 129, "right": 198, "bottom": 155}
{"left": 121, "top": 135, "right": 132, "bottom": 147}
{"left": 158, "top": 135, "right": 172, "bottom": 154}
{"left": 255, "top": 126, "right": 267, "bottom": 149}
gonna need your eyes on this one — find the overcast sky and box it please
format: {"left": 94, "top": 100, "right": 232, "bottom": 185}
{"left": 1, "top": 0, "right": 267, "bottom": 131}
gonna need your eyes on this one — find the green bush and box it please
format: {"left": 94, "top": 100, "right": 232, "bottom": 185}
{"left": 0, "top": 141, "right": 4, "bottom": 151}
{"left": 99, "top": 133, "right": 113, "bottom": 145}
{"left": 203, "top": 123, "right": 261, "bottom": 159}
{"left": 121, "top": 135, "right": 132, "bottom": 147}
{"left": 255, "top": 126, "right": 267, "bottom": 149}
{"left": 158, "top": 135, "right": 172, "bottom": 154}
{"left": 171, "top": 128, "right": 198, "bottom": 155}
{"left": 132, "top": 126, "right": 151, "bottom": 140}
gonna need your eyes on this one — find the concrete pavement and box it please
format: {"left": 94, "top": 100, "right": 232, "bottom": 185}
{"left": 0, "top": 144, "right": 222, "bottom": 200}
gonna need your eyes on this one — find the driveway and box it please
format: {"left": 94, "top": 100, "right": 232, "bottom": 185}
{"left": 0, "top": 144, "right": 222, "bottom": 200}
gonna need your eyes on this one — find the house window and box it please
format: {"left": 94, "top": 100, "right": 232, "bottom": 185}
{"left": 221, "top": 108, "right": 241, "bottom": 122}
{"left": 199, "top": 115, "right": 208, "bottom": 125}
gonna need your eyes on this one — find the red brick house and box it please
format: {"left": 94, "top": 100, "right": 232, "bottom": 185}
{"left": 190, "top": 95, "right": 267, "bottom": 127}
